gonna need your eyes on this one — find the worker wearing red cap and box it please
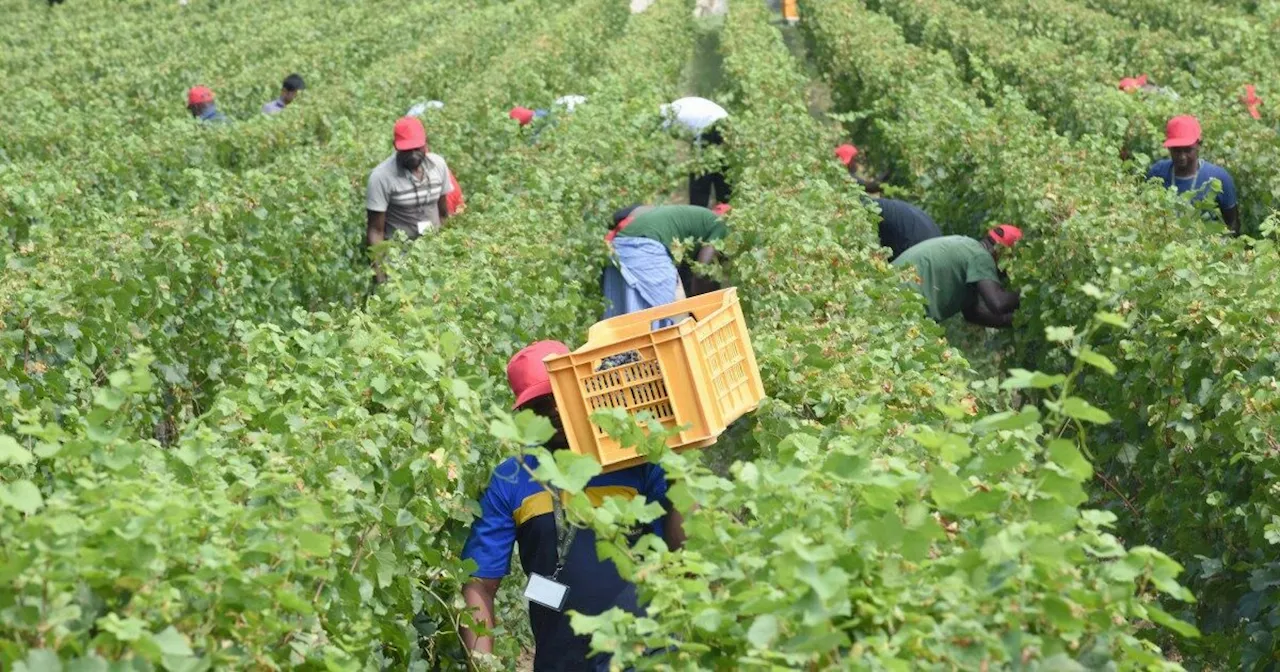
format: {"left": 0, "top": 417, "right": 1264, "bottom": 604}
{"left": 892, "top": 226, "right": 1022, "bottom": 328}
{"left": 460, "top": 341, "right": 685, "bottom": 671}
{"left": 365, "top": 116, "right": 455, "bottom": 278}
{"left": 1146, "top": 115, "right": 1239, "bottom": 235}
{"left": 186, "top": 86, "right": 226, "bottom": 123}
{"left": 835, "top": 143, "right": 891, "bottom": 193}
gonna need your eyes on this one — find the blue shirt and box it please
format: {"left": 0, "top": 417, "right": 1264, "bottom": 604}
{"left": 462, "top": 455, "right": 669, "bottom": 671}
{"left": 261, "top": 98, "right": 286, "bottom": 115}
{"left": 197, "top": 104, "right": 227, "bottom": 124}
{"left": 1146, "top": 159, "right": 1238, "bottom": 217}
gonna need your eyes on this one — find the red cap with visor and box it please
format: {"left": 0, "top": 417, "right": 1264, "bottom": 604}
{"left": 509, "top": 106, "right": 535, "bottom": 126}
{"left": 393, "top": 116, "right": 427, "bottom": 151}
{"left": 1163, "top": 115, "right": 1201, "bottom": 148}
{"left": 988, "top": 224, "right": 1023, "bottom": 247}
{"left": 834, "top": 143, "right": 859, "bottom": 166}
{"left": 508, "top": 340, "right": 570, "bottom": 410}
{"left": 187, "top": 86, "right": 215, "bottom": 105}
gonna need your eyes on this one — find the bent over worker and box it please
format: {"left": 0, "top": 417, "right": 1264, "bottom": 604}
{"left": 602, "top": 205, "right": 728, "bottom": 318}
{"left": 262, "top": 73, "right": 305, "bottom": 115}
{"left": 1146, "top": 115, "right": 1240, "bottom": 235}
{"left": 661, "top": 97, "right": 732, "bottom": 208}
{"left": 461, "top": 341, "right": 685, "bottom": 672}
{"left": 366, "top": 116, "right": 455, "bottom": 280}
{"left": 893, "top": 226, "right": 1022, "bottom": 328}
{"left": 872, "top": 198, "right": 942, "bottom": 261}
{"left": 186, "top": 86, "right": 226, "bottom": 123}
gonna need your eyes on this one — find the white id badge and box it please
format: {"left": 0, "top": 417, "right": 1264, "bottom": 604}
{"left": 523, "top": 573, "right": 570, "bottom": 611}
{"left": 416, "top": 220, "right": 432, "bottom": 236}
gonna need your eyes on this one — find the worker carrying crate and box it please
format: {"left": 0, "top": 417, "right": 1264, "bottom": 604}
{"left": 542, "top": 288, "right": 765, "bottom": 473}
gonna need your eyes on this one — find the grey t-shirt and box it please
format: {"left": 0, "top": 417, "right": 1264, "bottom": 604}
{"left": 366, "top": 153, "right": 454, "bottom": 240}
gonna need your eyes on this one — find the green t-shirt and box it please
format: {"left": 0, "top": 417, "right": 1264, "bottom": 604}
{"left": 891, "top": 236, "right": 999, "bottom": 321}
{"left": 616, "top": 205, "right": 728, "bottom": 248}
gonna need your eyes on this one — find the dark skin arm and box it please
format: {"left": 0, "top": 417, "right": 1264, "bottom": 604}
{"left": 1222, "top": 205, "right": 1240, "bottom": 236}
{"left": 437, "top": 197, "right": 450, "bottom": 226}
{"left": 367, "top": 210, "right": 387, "bottom": 283}
{"left": 962, "top": 279, "right": 1020, "bottom": 328}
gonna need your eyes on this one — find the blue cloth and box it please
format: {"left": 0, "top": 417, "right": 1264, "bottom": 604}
{"left": 197, "top": 104, "right": 227, "bottom": 124}
{"left": 462, "top": 455, "right": 669, "bottom": 672}
{"left": 603, "top": 237, "right": 680, "bottom": 322}
{"left": 1147, "top": 159, "right": 1238, "bottom": 217}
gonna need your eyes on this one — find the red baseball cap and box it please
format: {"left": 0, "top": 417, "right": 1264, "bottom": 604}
{"left": 712, "top": 203, "right": 732, "bottom": 216}
{"left": 509, "top": 106, "right": 535, "bottom": 126}
{"left": 187, "top": 86, "right": 215, "bottom": 105}
{"left": 1163, "top": 115, "right": 1201, "bottom": 148}
{"left": 988, "top": 224, "right": 1023, "bottom": 247}
{"left": 508, "top": 340, "right": 570, "bottom": 410}
{"left": 393, "top": 116, "right": 427, "bottom": 151}
{"left": 1118, "top": 74, "right": 1148, "bottom": 93}
{"left": 834, "top": 143, "right": 859, "bottom": 166}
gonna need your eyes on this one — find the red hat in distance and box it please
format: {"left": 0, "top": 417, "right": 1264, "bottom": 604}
{"left": 712, "top": 203, "right": 732, "bottom": 216}
{"left": 509, "top": 106, "right": 535, "bottom": 126}
{"left": 393, "top": 116, "right": 427, "bottom": 151}
{"left": 1242, "top": 84, "right": 1262, "bottom": 120}
{"left": 1163, "top": 115, "right": 1202, "bottom": 148}
{"left": 1118, "top": 74, "right": 1148, "bottom": 93}
{"left": 988, "top": 224, "right": 1023, "bottom": 247}
{"left": 508, "top": 340, "right": 570, "bottom": 410}
{"left": 834, "top": 143, "right": 859, "bottom": 166}
{"left": 187, "top": 86, "right": 215, "bottom": 105}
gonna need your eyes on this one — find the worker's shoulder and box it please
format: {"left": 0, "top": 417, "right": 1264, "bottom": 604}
{"left": 895, "top": 235, "right": 976, "bottom": 261}
{"left": 369, "top": 154, "right": 398, "bottom": 176}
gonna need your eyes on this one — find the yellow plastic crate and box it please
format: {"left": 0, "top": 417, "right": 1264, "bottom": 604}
{"left": 544, "top": 288, "right": 765, "bottom": 473}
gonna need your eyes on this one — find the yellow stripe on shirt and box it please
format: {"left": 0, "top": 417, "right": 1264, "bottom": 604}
{"left": 512, "top": 486, "right": 642, "bottom": 526}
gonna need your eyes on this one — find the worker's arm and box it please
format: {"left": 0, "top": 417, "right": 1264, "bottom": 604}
{"left": 461, "top": 578, "right": 501, "bottom": 654}
{"left": 664, "top": 506, "right": 687, "bottom": 551}
{"left": 695, "top": 244, "right": 717, "bottom": 265}
{"left": 437, "top": 198, "right": 449, "bottom": 226}
{"left": 366, "top": 210, "right": 388, "bottom": 283}
{"left": 974, "top": 279, "right": 1020, "bottom": 315}
{"left": 1222, "top": 205, "right": 1241, "bottom": 236}
{"left": 963, "top": 298, "right": 1015, "bottom": 329}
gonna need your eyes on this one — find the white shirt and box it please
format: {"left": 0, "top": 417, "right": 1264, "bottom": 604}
{"left": 660, "top": 97, "right": 728, "bottom": 134}
{"left": 554, "top": 95, "right": 587, "bottom": 112}
{"left": 406, "top": 100, "right": 445, "bottom": 117}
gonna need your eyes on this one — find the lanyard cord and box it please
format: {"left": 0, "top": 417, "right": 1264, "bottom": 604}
{"left": 548, "top": 486, "right": 577, "bottom": 580}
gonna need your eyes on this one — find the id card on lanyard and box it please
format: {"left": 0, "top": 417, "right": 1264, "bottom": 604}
{"left": 523, "top": 486, "right": 574, "bottom": 611}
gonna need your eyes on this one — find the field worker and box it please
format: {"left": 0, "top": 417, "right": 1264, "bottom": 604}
{"left": 603, "top": 205, "right": 728, "bottom": 317}
{"left": 366, "top": 117, "right": 454, "bottom": 278}
{"left": 1146, "top": 115, "right": 1240, "bottom": 235}
{"left": 661, "top": 96, "right": 732, "bottom": 208}
{"left": 872, "top": 198, "right": 942, "bottom": 261}
{"left": 407, "top": 99, "right": 445, "bottom": 117}
{"left": 1118, "top": 74, "right": 1179, "bottom": 99}
{"left": 461, "top": 340, "right": 685, "bottom": 671}
{"left": 835, "top": 143, "right": 891, "bottom": 193}
{"left": 261, "top": 73, "right": 305, "bottom": 115}
{"left": 893, "top": 226, "right": 1022, "bottom": 328}
{"left": 186, "top": 86, "right": 225, "bottom": 123}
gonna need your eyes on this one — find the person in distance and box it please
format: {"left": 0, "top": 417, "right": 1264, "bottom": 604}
{"left": 602, "top": 204, "right": 730, "bottom": 318}
{"left": 261, "top": 73, "right": 305, "bottom": 115}
{"left": 834, "top": 143, "right": 892, "bottom": 194}
{"left": 186, "top": 86, "right": 226, "bottom": 123}
{"left": 661, "top": 96, "right": 733, "bottom": 209}
{"left": 893, "top": 225, "right": 1022, "bottom": 328}
{"left": 365, "top": 116, "right": 455, "bottom": 282}
{"left": 460, "top": 340, "right": 685, "bottom": 672}
{"left": 1146, "top": 115, "right": 1240, "bottom": 235}
{"left": 834, "top": 144, "right": 939, "bottom": 261}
